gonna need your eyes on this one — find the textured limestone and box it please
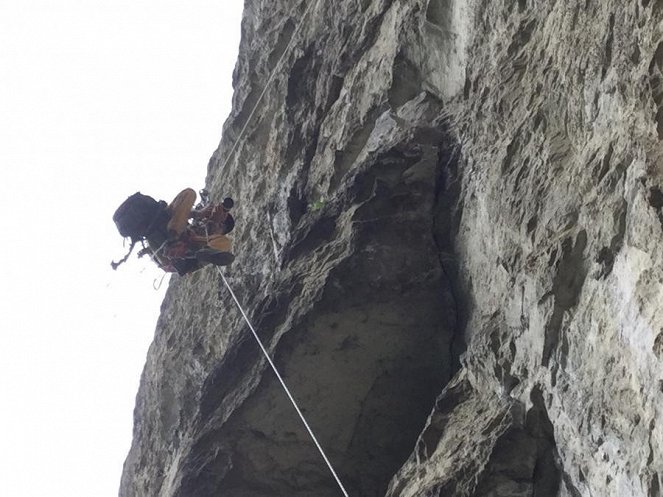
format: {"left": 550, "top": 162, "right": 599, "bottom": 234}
{"left": 120, "top": 1, "right": 663, "bottom": 496}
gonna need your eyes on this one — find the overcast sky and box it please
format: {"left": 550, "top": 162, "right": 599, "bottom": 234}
{"left": 0, "top": 2, "right": 243, "bottom": 496}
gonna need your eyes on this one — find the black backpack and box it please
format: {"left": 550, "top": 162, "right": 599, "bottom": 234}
{"left": 113, "top": 192, "right": 169, "bottom": 243}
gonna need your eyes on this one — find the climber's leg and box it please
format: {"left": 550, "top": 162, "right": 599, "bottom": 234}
{"left": 167, "top": 188, "right": 196, "bottom": 238}
{"left": 205, "top": 234, "right": 233, "bottom": 252}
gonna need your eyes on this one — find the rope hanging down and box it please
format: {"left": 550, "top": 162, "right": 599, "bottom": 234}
{"left": 215, "top": 1, "right": 349, "bottom": 495}
{"left": 219, "top": 0, "right": 321, "bottom": 173}
{"left": 218, "top": 269, "right": 350, "bottom": 497}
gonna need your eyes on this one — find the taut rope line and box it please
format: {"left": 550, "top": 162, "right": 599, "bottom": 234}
{"left": 217, "top": 268, "right": 350, "bottom": 497}
{"left": 213, "top": 1, "right": 349, "bottom": 494}
{"left": 219, "top": 0, "right": 321, "bottom": 173}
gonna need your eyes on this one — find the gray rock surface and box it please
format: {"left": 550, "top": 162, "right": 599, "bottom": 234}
{"left": 120, "top": 1, "right": 663, "bottom": 496}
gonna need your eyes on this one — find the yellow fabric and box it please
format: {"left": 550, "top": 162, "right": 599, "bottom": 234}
{"left": 205, "top": 234, "right": 232, "bottom": 252}
{"left": 167, "top": 188, "right": 196, "bottom": 236}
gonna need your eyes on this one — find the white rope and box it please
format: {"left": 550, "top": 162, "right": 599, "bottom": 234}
{"left": 219, "top": 0, "right": 320, "bottom": 173}
{"left": 217, "top": 268, "right": 350, "bottom": 497}
{"left": 213, "top": 3, "right": 350, "bottom": 493}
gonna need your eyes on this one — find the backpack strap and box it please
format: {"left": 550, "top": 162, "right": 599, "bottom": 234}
{"left": 111, "top": 239, "right": 138, "bottom": 270}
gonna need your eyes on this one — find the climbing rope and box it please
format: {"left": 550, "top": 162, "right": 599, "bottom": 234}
{"left": 219, "top": 0, "right": 320, "bottom": 173}
{"left": 217, "top": 268, "right": 350, "bottom": 497}
{"left": 212, "top": 2, "right": 350, "bottom": 494}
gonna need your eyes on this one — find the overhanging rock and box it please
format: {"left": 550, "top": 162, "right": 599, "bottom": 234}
{"left": 120, "top": 1, "right": 663, "bottom": 496}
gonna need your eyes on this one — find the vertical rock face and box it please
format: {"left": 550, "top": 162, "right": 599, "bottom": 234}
{"left": 119, "top": 1, "right": 663, "bottom": 497}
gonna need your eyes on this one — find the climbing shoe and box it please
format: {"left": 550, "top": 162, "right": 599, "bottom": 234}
{"left": 196, "top": 248, "right": 235, "bottom": 267}
{"left": 172, "top": 257, "right": 201, "bottom": 276}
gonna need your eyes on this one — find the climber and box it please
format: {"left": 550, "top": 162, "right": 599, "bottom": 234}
{"left": 111, "top": 188, "right": 236, "bottom": 275}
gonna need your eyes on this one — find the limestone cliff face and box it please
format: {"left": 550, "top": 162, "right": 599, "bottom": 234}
{"left": 120, "top": 1, "right": 663, "bottom": 496}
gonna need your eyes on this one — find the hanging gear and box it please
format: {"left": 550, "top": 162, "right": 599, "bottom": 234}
{"left": 195, "top": 188, "right": 210, "bottom": 210}
{"left": 111, "top": 189, "right": 235, "bottom": 275}
{"left": 112, "top": 192, "right": 169, "bottom": 243}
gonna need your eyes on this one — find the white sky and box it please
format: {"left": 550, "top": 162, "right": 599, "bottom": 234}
{"left": 0, "top": 2, "right": 243, "bottom": 496}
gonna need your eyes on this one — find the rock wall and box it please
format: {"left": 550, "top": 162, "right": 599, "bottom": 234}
{"left": 120, "top": 1, "right": 663, "bottom": 496}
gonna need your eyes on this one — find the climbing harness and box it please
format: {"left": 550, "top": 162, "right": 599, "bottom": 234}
{"left": 218, "top": 268, "right": 350, "bottom": 497}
